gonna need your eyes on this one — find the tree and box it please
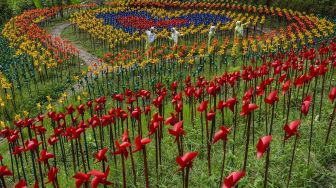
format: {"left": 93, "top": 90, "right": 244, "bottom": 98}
{"left": 0, "top": 0, "right": 12, "bottom": 25}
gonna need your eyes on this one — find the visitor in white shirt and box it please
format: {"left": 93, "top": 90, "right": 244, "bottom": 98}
{"left": 168, "top": 27, "right": 182, "bottom": 46}
{"left": 145, "top": 26, "right": 157, "bottom": 59}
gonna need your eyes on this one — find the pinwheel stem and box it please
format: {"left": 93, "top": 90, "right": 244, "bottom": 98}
{"left": 318, "top": 74, "right": 326, "bottom": 119}
{"left": 52, "top": 144, "right": 57, "bottom": 167}
{"left": 91, "top": 126, "right": 99, "bottom": 152}
{"left": 129, "top": 148, "right": 137, "bottom": 186}
{"left": 109, "top": 123, "right": 117, "bottom": 169}
{"left": 19, "top": 152, "right": 27, "bottom": 181}
{"left": 78, "top": 137, "right": 87, "bottom": 173}
{"left": 325, "top": 102, "right": 336, "bottom": 145}
{"left": 121, "top": 154, "right": 126, "bottom": 188}
{"left": 14, "top": 154, "right": 21, "bottom": 180}
{"left": 210, "top": 95, "right": 216, "bottom": 139}
{"left": 264, "top": 148, "right": 271, "bottom": 188}
{"left": 219, "top": 141, "right": 227, "bottom": 187}
{"left": 8, "top": 143, "right": 14, "bottom": 181}
{"left": 70, "top": 139, "right": 76, "bottom": 173}
{"left": 159, "top": 108, "right": 163, "bottom": 165}
{"left": 30, "top": 150, "right": 38, "bottom": 185}
{"left": 19, "top": 128, "right": 28, "bottom": 162}
{"left": 185, "top": 166, "right": 190, "bottom": 188}
{"left": 155, "top": 132, "right": 159, "bottom": 185}
{"left": 232, "top": 104, "right": 238, "bottom": 156}
{"left": 308, "top": 78, "right": 317, "bottom": 165}
{"left": 53, "top": 176, "right": 60, "bottom": 188}
{"left": 0, "top": 176, "right": 7, "bottom": 188}
{"left": 287, "top": 135, "right": 299, "bottom": 188}
{"left": 177, "top": 137, "right": 185, "bottom": 188}
{"left": 200, "top": 112, "right": 204, "bottom": 146}
{"left": 283, "top": 88, "right": 292, "bottom": 148}
{"left": 36, "top": 150, "right": 45, "bottom": 188}
{"left": 58, "top": 134, "right": 68, "bottom": 176}
{"left": 143, "top": 146, "right": 150, "bottom": 188}
{"left": 206, "top": 118, "right": 211, "bottom": 176}
{"left": 269, "top": 104, "right": 275, "bottom": 135}
{"left": 243, "top": 113, "right": 252, "bottom": 171}
{"left": 82, "top": 130, "right": 91, "bottom": 171}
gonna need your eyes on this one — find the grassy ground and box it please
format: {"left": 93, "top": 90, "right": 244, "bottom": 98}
{"left": 61, "top": 25, "right": 107, "bottom": 58}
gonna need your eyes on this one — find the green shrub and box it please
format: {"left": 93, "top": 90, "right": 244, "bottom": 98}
{"left": 0, "top": 0, "right": 12, "bottom": 25}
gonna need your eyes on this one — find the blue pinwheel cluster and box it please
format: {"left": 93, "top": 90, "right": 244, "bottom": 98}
{"left": 178, "top": 13, "right": 231, "bottom": 27}
{"left": 96, "top": 11, "right": 231, "bottom": 34}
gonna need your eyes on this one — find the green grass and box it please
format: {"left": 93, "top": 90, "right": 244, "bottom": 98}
{"left": 61, "top": 25, "right": 107, "bottom": 58}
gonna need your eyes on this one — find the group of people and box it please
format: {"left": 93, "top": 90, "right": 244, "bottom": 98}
{"left": 145, "top": 20, "right": 249, "bottom": 52}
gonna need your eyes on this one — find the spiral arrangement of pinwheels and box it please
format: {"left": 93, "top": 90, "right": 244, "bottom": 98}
{"left": 0, "top": 0, "right": 335, "bottom": 188}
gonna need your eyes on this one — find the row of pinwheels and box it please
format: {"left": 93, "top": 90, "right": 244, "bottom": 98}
{"left": 1, "top": 36, "right": 335, "bottom": 187}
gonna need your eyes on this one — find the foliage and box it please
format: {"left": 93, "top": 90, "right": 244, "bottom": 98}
{"left": 272, "top": 0, "right": 336, "bottom": 18}
{"left": 0, "top": 0, "right": 12, "bottom": 25}
{"left": 7, "top": 0, "right": 35, "bottom": 15}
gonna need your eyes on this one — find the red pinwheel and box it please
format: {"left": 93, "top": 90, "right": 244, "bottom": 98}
{"left": 216, "top": 100, "right": 225, "bottom": 111}
{"left": 168, "top": 121, "right": 186, "bottom": 142}
{"left": 256, "top": 85, "right": 265, "bottom": 97}
{"left": 0, "top": 126, "right": 10, "bottom": 137}
{"left": 194, "top": 88, "right": 203, "bottom": 99}
{"left": 222, "top": 171, "right": 245, "bottom": 188}
{"left": 329, "top": 87, "right": 336, "bottom": 103}
{"left": 301, "top": 95, "right": 312, "bottom": 116}
{"left": 240, "top": 101, "right": 258, "bottom": 116}
{"left": 213, "top": 126, "right": 231, "bottom": 143}
{"left": 24, "top": 138, "right": 41, "bottom": 151}
{"left": 224, "top": 98, "right": 237, "bottom": 112}
{"left": 15, "top": 180, "right": 28, "bottom": 188}
{"left": 243, "top": 88, "right": 253, "bottom": 101}
{"left": 148, "top": 121, "right": 160, "bottom": 136}
{"left": 73, "top": 172, "right": 91, "bottom": 188}
{"left": 88, "top": 166, "right": 112, "bottom": 188}
{"left": 112, "top": 139, "right": 131, "bottom": 159}
{"left": 0, "top": 166, "right": 12, "bottom": 177}
{"left": 133, "top": 136, "right": 151, "bottom": 153}
{"left": 77, "top": 104, "right": 86, "bottom": 115}
{"left": 46, "top": 167, "right": 58, "bottom": 185}
{"left": 264, "top": 90, "right": 279, "bottom": 105}
{"left": 206, "top": 110, "right": 216, "bottom": 121}
{"left": 144, "top": 105, "right": 151, "bottom": 115}
{"left": 197, "top": 100, "right": 208, "bottom": 112}
{"left": 256, "top": 135, "right": 272, "bottom": 159}
{"left": 65, "top": 104, "right": 75, "bottom": 115}
{"left": 152, "top": 95, "right": 164, "bottom": 108}
{"left": 284, "top": 120, "right": 301, "bottom": 140}
{"left": 39, "top": 149, "right": 54, "bottom": 165}
{"left": 282, "top": 80, "right": 291, "bottom": 95}
{"left": 131, "top": 107, "right": 141, "bottom": 121}
{"left": 171, "top": 80, "right": 178, "bottom": 91}
{"left": 165, "top": 112, "right": 178, "bottom": 126}
{"left": 95, "top": 148, "right": 108, "bottom": 163}
{"left": 36, "top": 114, "right": 45, "bottom": 122}
{"left": 148, "top": 112, "right": 164, "bottom": 135}
{"left": 176, "top": 151, "right": 198, "bottom": 171}
{"left": 48, "top": 136, "right": 59, "bottom": 146}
